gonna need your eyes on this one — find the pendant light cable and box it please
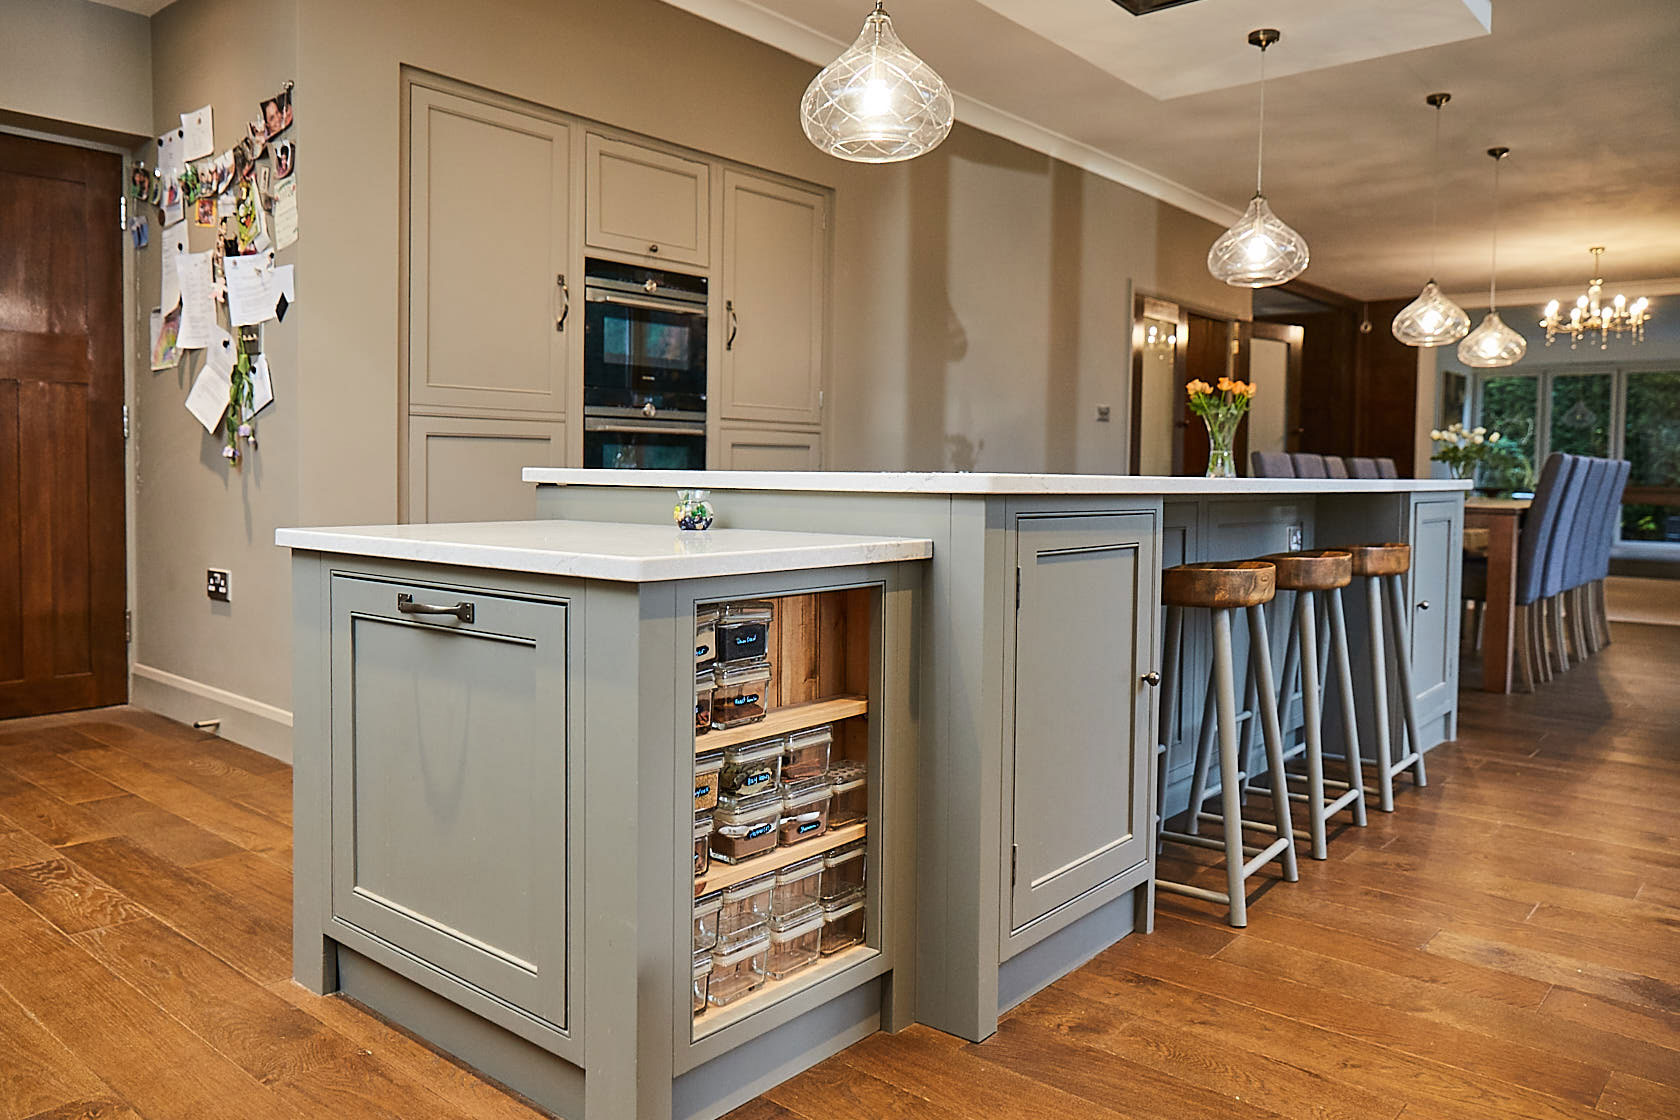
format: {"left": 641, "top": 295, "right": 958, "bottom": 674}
{"left": 1428, "top": 100, "right": 1442, "bottom": 277}
{"left": 1487, "top": 148, "right": 1508, "bottom": 311}
{"left": 1255, "top": 42, "right": 1267, "bottom": 194}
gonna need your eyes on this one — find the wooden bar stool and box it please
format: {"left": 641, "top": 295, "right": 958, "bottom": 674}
{"left": 1155, "top": 560, "right": 1299, "bottom": 928}
{"left": 1251, "top": 550, "right": 1368, "bottom": 859}
{"left": 1346, "top": 543, "right": 1427, "bottom": 812}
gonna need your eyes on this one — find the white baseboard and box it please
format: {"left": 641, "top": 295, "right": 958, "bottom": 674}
{"left": 129, "top": 663, "right": 294, "bottom": 763}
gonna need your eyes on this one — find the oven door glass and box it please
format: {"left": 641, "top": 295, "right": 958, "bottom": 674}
{"left": 583, "top": 423, "right": 706, "bottom": 470}
{"left": 584, "top": 297, "right": 707, "bottom": 413}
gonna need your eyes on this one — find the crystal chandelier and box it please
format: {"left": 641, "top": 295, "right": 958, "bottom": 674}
{"left": 800, "top": 2, "right": 954, "bottom": 164}
{"left": 1392, "top": 93, "right": 1470, "bottom": 347}
{"left": 1458, "top": 147, "right": 1527, "bottom": 368}
{"left": 1207, "top": 29, "right": 1309, "bottom": 288}
{"left": 1540, "top": 247, "right": 1652, "bottom": 349}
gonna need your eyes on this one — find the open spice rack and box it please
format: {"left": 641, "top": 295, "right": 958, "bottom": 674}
{"left": 695, "top": 820, "right": 867, "bottom": 897}
{"left": 697, "top": 695, "right": 867, "bottom": 754}
{"left": 693, "top": 943, "right": 876, "bottom": 1040}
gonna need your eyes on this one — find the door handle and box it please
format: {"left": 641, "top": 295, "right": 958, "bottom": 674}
{"left": 1417, "top": 600, "right": 1431, "bottom": 611}
{"left": 726, "top": 300, "right": 738, "bottom": 351}
{"left": 397, "top": 593, "right": 474, "bottom": 623}
{"left": 556, "top": 274, "right": 569, "bottom": 332}
{"left": 1141, "top": 671, "right": 1161, "bottom": 686}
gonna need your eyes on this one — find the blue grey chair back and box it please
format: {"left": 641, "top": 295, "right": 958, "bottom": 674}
{"left": 1323, "top": 456, "right": 1350, "bottom": 479}
{"left": 1517, "top": 453, "right": 1575, "bottom": 606}
{"left": 1595, "top": 460, "right": 1630, "bottom": 581}
{"left": 1291, "top": 452, "right": 1328, "bottom": 478}
{"left": 1540, "top": 455, "right": 1589, "bottom": 600}
{"left": 1252, "top": 450, "right": 1294, "bottom": 478}
{"left": 1347, "top": 457, "right": 1380, "bottom": 480}
{"left": 1375, "top": 457, "right": 1400, "bottom": 479}
{"left": 1564, "top": 458, "right": 1612, "bottom": 591}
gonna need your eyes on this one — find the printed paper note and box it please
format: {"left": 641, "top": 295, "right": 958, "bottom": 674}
{"left": 160, "top": 220, "right": 186, "bottom": 312}
{"left": 184, "top": 326, "right": 235, "bottom": 432}
{"left": 158, "top": 128, "right": 184, "bottom": 175}
{"left": 180, "top": 105, "right": 214, "bottom": 160}
{"left": 225, "top": 253, "right": 278, "bottom": 326}
{"left": 249, "top": 354, "right": 274, "bottom": 418}
{"left": 174, "top": 249, "right": 215, "bottom": 350}
{"left": 272, "top": 178, "right": 297, "bottom": 250}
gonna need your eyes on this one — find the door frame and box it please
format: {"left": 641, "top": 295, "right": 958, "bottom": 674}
{"left": 1247, "top": 320, "right": 1305, "bottom": 456}
{"left": 1129, "top": 292, "right": 1249, "bottom": 476}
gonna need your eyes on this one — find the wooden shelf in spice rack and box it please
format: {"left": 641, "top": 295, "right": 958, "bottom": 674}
{"left": 697, "top": 695, "right": 867, "bottom": 754}
{"left": 694, "top": 943, "right": 877, "bottom": 1040}
{"left": 696, "top": 821, "right": 867, "bottom": 896}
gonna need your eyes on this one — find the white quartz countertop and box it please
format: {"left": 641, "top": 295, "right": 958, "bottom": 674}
{"left": 275, "top": 520, "right": 932, "bottom": 582}
{"left": 521, "top": 468, "right": 1473, "bottom": 496}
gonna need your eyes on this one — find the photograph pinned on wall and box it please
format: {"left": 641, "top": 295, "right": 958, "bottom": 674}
{"left": 160, "top": 172, "right": 185, "bottom": 225}
{"left": 274, "top": 139, "right": 294, "bottom": 180}
{"left": 234, "top": 181, "right": 268, "bottom": 254}
{"left": 209, "top": 149, "right": 235, "bottom": 195}
{"left": 194, "top": 195, "right": 217, "bottom": 227}
{"left": 232, "top": 144, "right": 252, "bottom": 186}
{"left": 244, "top": 120, "right": 268, "bottom": 160}
{"left": 129, "top": 163, "right": 152, "bottom": 201}
{"left": 149, "top": 305, "right": 181, "bottom": 371}
{"left": 260, "top": 81, "right": 293, "bottom": 140}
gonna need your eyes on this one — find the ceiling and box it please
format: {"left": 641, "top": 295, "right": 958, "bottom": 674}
{"left": 664, "top": 0, "right": 1680, "bottom": 302}
{"left": 87, "top": 0, "right": 174, "bottom": 14}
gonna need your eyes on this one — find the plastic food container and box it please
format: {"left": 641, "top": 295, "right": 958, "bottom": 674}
{"left": 696, "top": 606, "right": 721, "bottom": 668}
{"left": 771, "top": 855, "right": 824, "bottom": 920}
{"left": 691, "top": 949, "right": 713, "bottom": 1014}
{"left": 828, "top": 760, "right": 867, "bottom": 828}
{"left": 782, "top": 725, "right": 833, "bottom": 782}
{"left": 693, "top": 890, "right": 723, "bottom": 953}
{"left": 717, "top": 873, "right": 774, "bottom": 940}
{"left": 821, "top": 896, "right": 866, "bottom": 955}
{"left": 712, "top": 791, "right": 780, "bottom": 864}
{"left": 767, "top": 911, "right": 824, "bottom": 980}
{"left": 719, "top": 737, "right": 782, "bottom": 798}
{"left": 693, "top": 813, "right": 714, "bottom": 878}
{"left": 694, "top": 749, "right": 725, "bottom": 812}
{"left": 778, "top": 779, "right": 833, "bottom": 846}
{"left": 822, "top": 841, "right": 866, "bottom": 902}
{"left": 694, "top": 669, "right": 716, "bottom": 736}
{"left": 712, "top": 661, "right": 772, "bottom": 728}
{"left": 716, "top": 601, "right": 773, "bottom": 664}
{"left": 708, "top": 930, "right": 769, "bottom": 1007}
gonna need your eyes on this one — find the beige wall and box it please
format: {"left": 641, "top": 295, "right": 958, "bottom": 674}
{"left": 0, "top": 0, "right": 151, "bottom": 140}
{"left": 130, "top": 0, "right": 298, "bottom": 753}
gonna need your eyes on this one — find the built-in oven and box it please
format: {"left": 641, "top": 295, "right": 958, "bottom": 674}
{"left": 582, "top": 415, "right": 707, "bottom": 470}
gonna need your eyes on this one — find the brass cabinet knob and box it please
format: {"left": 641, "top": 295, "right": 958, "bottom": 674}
{"left": 1142, "top": 671, "right": 1161, "bottom": 686}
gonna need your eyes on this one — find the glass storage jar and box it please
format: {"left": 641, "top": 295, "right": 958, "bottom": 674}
{"left": 717, "top": 872, "right": 775, "bottom": 940}
{"left": 782, "top": 724, "right": 833, "bottom": 782}
{"left": 693, "top": 890, "right": 723, "bottom": 953}
{"left": 821, "top": 896, "right": 866, "bottom": 955}
{"left": 711, "top": 661, "right": 772, "bottom": 728}
{"left": 767, "top": 911, "right": 824, "bottom": 980}
{"left": 778, "top": 778, "right": 833, "bottom": 846}
{"left": 693, "top": 813, "right": 714, "bottom": 879}
{"left": 707, "top": 930, "right": 769, "bottom": 1007}
{"left": 696, "top": 605, "right": 720, "bottom": 669}
{"left": 771, "top": 855, "right": 824, "bottom": 921}
{"left": 694, "top": 668, "right": 716, "bottom": 736}
{"left": 821, "top": 841, "right": 866, "bottom": 902}
{"left": 694, "top": 749, "right": 725, "bottom": 812}
{"left": 828, "top": 760, "right": 867, "bottom": 829}
{"left": 716, "top": 601, "right": 773, "bottom": 664}
{"left": 711, "top": 791, "right": 780, "bottom": 864}
{"left": 691, "top": 949, "right": 713, "bottom": 1014}
{"left": 718, "top": 737, "right": 782, "bottom": 798}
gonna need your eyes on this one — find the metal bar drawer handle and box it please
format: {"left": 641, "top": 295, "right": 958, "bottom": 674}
{"left": 397, "top": 593, "right": 474, "bottom": 623}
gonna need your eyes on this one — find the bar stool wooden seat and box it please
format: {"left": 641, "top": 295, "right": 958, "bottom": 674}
{"left": 1252, "top": 549, "right": 1368, "bottom": 859}
{"left": 1155, "top": 560, "right": 1299, "bottom": 928}
{"left": 1346, "top": 542, "right": 1427, "bottom": 811}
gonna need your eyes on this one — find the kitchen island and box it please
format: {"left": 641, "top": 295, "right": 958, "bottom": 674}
{"left": 524, "top": 470, "right": 1472, "bottom": 1042}
{"left": 278, "top": 520, "right": 931, "bottom": 1120}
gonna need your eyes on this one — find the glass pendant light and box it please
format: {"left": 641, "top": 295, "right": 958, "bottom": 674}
{"left": 1457, "top": 147, "right": 1528, "bottom": 368}
{"left": 1392, "top": 93, "right": 1470, "bottom": 346}
{"left": 800, "top": 1, "right": 954, "bottom": 164}
{"left": 1207, "top": 29, "right": 1309, "bottom": 288}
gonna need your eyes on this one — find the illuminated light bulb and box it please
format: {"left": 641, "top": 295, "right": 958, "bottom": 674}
{"left": 1208, "top": 193, "right": 1308, "bottom": 287}
{"left": 1545, "top": 299, "right": 1560, "bottom": 316}
{"left": 1457, "top": 310, "right": 1527, "bottom": 368}
{"left": 1392, "top": 279, "right": 1470, "bottom": 346}
{"left": 801, "top": 2, "right": 953, "bottom": 163}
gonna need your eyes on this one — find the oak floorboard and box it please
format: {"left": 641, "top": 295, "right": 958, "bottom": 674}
{"left": 61, "top": 748, "right": 291, "bottom": 853}
{"left": 189, "top": 850, "right": 292, "bottom": 921}
{"left": 0, "top": 741, "right": 127, "bottom": 804}
{"left": 20, "top": 1100, "right": 145, "bottom": 1120}
{"left": 1424, "top": 928, "right": 1680, "bottom": 1015}
{"left": 0, "top": 828, "right": 58, "bottom": 870}
{"left": 0, "top": 985, "right": 113, "bottom": 1120}
{"left": 0, "top": 858, "right": 148, "bottom": 935}
{"left": 0, "top": 771, "right": 121, "bottom": 849}
{"left": 77, "top": 793, "right": 245, "bottom": 866}
{"left": 1594, "top": 1071, "right": 1680, "bottom": 1120}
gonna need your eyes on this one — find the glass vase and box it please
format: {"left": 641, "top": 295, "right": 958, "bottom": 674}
{"left": 1203, "top": 414, "right": 1240, "bottom": 479}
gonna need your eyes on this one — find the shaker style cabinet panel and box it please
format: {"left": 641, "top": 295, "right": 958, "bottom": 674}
{"left": 328, "top": 576, "right": 570, "bottom": 1027}
{"left": 1408, "top": 498, "right": 1460, "bottom": 723}
{"left": 408, "top": 415, "right": 567, "bottom": 524}
{"left": 715, "top": 424, "right": 821, "bottom": 471}
{"left": 719, "top": 171, "right": 827, "bottom": 426}
{"left": 408, "top": 86, "right": 571, "bottom": 415}
{"left": 584, "top": 133, "right": 710, "bottom": 267}
{"left": 1007, "top": 513, "right": 1154, "bottom": 933}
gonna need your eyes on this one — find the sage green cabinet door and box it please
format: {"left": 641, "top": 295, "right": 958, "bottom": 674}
{"left": 1409, "top": 498, "right": 1459, "bottom": 721}
{"left": 1009, "top": 513, "right": 1155, "bottom": 930}
{"left": 584, "top": 133, "right": 710, "bottom": 266}
{"left": 329, "top": 575, "right": 569, "bottom": 1026}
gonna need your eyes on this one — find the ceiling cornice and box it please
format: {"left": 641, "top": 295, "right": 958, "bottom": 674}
{"left": 659, "top": 0, "right": 1244, "bottom": 227}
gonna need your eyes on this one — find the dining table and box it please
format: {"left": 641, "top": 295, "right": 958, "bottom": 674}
{"left": 1464, "top": 496, "right": 1532, "bottom": 693}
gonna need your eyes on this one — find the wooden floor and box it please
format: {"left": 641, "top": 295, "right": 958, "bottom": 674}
{"left": 0, "top": 625, "right": 1676, "bottom": 1120}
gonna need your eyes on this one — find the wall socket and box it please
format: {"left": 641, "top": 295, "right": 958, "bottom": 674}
{"left": 1095, "top": 405, "right": 1111, "bottom": 422}
{"left": 207, "top": 569, "right": 230, "bottom": 601}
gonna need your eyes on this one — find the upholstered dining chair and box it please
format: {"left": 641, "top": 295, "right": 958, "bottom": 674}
{"left": 1252, "top": 451, "right": 1294, "bottom": 478}
{"left": 1291, "top": 453, "right": 1329, "bottom": 478}
{"left": 1322, "top": 456, "right": 1350, "bottom": 479}
{"left": 1347, "top": 457, "right": 1380, "bottom": 480}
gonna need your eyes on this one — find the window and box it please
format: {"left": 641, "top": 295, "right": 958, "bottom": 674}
{"left": 1623, "top": 369, "right": 1680, "bottom": 542}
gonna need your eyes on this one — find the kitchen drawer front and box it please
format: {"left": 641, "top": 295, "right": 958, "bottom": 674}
{"left": 329, "top": 574, "right": 569, "bottom": 1026}
{"left": 584, "top": 132, "right": 710, "bottom": 267}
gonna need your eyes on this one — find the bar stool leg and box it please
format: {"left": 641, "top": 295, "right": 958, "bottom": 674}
{"left": 1245, "top": 603, "right": 1299, "bottom": 884}
{"left": 1185, "top": 671, "right": 1218, "bottom": 836}
{"left": 1295, "top": 590, "right": 1328, "bottom": 859}
{"left": 1383, "top": 573, "right": 1427, "bottom": 789}
{"left": 1365, "top": 575, "right": 1395, "bottom": 813}
{"left": 1205, "top": 608, "right": 1249, "bottom": 925}
{"left": 1154, "top": 606, "right": 1184, "bottom": 855}
{"left": 1326, "top": 586, "right": 1367, "bottom": 827}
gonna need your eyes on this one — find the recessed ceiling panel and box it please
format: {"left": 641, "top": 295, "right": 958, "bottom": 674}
{"left": 971, "top": 0, "right": 1494, "bottom": 99}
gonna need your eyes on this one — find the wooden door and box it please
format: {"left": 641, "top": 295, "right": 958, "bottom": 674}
{"left": 0, "top": 133, "right": 126, "bottom": 718}
{"left": 719, "top": 171, "right": 827, "bottom": 426}
{"left": 1180, "top": 313, "right": 1238, "bottom": 476}
{"left": 583, "top": 133, "right": 709, "bottom": 267}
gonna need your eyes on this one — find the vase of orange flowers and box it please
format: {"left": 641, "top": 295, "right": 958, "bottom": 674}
{"left": 1185, "top": 376, "right": 1255, "bottom": 479}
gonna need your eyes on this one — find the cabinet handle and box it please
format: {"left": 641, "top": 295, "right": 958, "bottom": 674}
{"left": 397, "top": 593, "right": 474, "bottom": 623}
{"left": 648, "top": 242, "right": 659, "bottom": 254}
{"left": 1141, "top": 671, "right": 1161, "bottom": 686}
{"left": 726, "top": 300, "right": 738, "bottom": 351}
{"left": 556, "top": 274, "right": 569, "bottom": 332}
{"left": 1417, "top": 600, "right": 1431, "bottom": 611}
